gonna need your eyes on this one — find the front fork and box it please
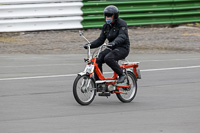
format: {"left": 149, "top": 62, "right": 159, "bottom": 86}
{"left": 86, "top": 79, "right": 91, "bottom": 90}
{"left": 81, "top": 78, "right": 92, "bottom": 93}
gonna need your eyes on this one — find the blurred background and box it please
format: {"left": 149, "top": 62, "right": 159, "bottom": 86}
{"left": 0, "top": 0, "right": 200, "bottom": 54}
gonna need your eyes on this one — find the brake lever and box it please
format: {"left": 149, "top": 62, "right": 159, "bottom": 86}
{"left": 84, "top": 58, "right": 89, "bottom": 62}
{"left": 106, "top": 44, "right": 112, "bottom": 50}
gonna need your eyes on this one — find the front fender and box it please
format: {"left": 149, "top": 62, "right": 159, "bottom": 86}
{"left": 77, "top": 72, "right": 97, "bottom": 88}
{"left": 78, "top": 72, "right": 87, "bottom": 76}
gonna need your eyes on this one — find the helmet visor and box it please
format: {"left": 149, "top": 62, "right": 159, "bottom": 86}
{"left": 104, "top": 13, "right": 113, "bottom": 17}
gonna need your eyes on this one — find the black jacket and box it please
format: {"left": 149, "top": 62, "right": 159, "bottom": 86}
{"left": 90, "top": 18, "right": 130, "bottom": 51}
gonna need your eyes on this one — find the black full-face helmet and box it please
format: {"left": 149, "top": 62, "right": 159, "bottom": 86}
{"left": 104, "top": 5, "right": 119, "bottom": 20}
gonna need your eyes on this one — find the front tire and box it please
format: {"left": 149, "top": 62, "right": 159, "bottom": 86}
{"left": 73, "top": 75, "right": 96, "bottom": 105}
{"left": 116, "top": 71, "right": 137, "bottom": 103}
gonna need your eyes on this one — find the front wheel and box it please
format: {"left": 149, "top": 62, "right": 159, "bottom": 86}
{"left": 116, "top": 71, "right": 137, "bottom": 103}
{"left": 73, "top": 75, "right": 96, "bottom": 105}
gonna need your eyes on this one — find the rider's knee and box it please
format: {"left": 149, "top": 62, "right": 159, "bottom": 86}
{"left": 96, "top": 58, "right": 102, "bottom": 65}
{"left": 104, "top": 55, "right": 113, "bottom": 64}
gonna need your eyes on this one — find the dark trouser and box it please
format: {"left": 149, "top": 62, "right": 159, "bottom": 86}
{"left": 94, "top": 47, "right": 129, "bottom": 80}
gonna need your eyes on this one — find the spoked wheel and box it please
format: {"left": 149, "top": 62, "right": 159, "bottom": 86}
{"left": 73, "top": 75, "right": 96, "bottom": 105}
{"left": 116, "top": 71, "right": 137, "bottom": 103}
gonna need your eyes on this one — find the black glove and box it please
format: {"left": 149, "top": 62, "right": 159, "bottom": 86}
{"left": 107, "top": 42, "right": 116, "bottom": 49}
{"left": 84, "top": 43, "right": 89, "bottom": 49}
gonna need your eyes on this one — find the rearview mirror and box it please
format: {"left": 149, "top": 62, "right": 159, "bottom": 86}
{"left": 79, "top": 30, "right": 83, "bottom": 36}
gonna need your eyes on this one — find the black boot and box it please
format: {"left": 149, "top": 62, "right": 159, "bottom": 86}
{"left": 117, "top": 73, "right": 126, "bottom": 84}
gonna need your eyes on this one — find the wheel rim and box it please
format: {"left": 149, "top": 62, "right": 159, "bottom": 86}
{"left": 76, "top": 76, "right": 95, "bottom": 103}
{"left": 119, "top": 74, "right": 136, "bottom": 100}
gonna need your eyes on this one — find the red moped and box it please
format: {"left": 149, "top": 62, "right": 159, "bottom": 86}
{"left": 73, "top": 31, "right": 141, "bottom": 105}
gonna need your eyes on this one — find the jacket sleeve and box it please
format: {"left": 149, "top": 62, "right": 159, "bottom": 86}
{"left": 113, "top": 21, "right": 128, "bottom": 47}
{"left": 90, "top": 25, "right": 106, "bottom": 49}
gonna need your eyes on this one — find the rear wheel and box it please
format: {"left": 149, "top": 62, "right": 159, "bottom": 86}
{"left": 116, "top": 71, "right": 137, "bottom": 103}
{"left": 73, "top": 75, "right": 96, "bottom": 105}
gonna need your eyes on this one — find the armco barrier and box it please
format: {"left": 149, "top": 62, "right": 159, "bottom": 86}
{"left": 81, "top": 0, "right": 200, "bottom": 28}
{"left": 0, "top": 0, "right": 82, "bottom": 4}
{"left": 0, "top": 3, "right": 83, "bottom": 19}
{"left": 0, "top": 17, "right": 83, "bottom": 32}
{"left": 0, "top": 0, "right": 200, "bottom": 32}
{"left": 0, "top": 1, "right": 84, "bottom": 32}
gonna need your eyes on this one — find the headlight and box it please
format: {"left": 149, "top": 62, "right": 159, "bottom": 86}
{"left": 84, "top": 64, "right": 94, "bottom": 74}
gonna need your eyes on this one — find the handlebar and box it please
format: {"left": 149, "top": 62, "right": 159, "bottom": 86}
{"left": 83, "top": 43, "right": 111, "bottom": 62}
{"left": 79, "top": 30, "right": 112, "bottom": 62}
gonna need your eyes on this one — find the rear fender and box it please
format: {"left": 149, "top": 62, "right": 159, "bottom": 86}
{"left": 125, "top": 69, "right": 140, "bottom": 80}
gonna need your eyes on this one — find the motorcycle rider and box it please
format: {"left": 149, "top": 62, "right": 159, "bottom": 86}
{"left": 84, "top": 5, "right": 130, "bottom": 84}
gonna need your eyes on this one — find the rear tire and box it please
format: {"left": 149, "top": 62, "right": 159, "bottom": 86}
{"left": 116, "top": 71, "right": 137, "bottom": 103}
{"left": 73, "top": 75, "right": 96, "bottom": 105}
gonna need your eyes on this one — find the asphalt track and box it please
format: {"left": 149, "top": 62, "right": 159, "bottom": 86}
{"left": 0, "top": 54, "right": 200, "bottom": 133}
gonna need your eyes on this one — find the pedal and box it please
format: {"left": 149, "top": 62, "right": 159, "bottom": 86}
{"left": 98, "top": 92, "right": 111, "bottom": 97}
